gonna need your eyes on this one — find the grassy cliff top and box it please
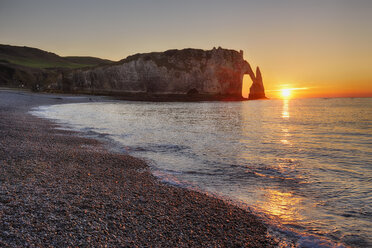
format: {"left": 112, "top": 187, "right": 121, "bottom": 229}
{"left": 0, "top": 44, "right": 113, "bottom": 69}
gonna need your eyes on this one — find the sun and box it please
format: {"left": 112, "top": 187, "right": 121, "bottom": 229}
{"left": 281, "top": 89, "right": 291, "bottom": 99}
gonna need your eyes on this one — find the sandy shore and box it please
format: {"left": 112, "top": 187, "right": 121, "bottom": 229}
{"left": 0, "top": 89, "right": 277, "bottom": 247}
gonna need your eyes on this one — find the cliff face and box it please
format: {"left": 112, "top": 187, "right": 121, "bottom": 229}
{"left": 56, "top": 47, "right": 266, "bottom": 100}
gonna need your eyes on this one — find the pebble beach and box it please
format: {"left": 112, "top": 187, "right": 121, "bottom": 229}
{"left": 0, "top": 89, "right": 277, "bottom": 247}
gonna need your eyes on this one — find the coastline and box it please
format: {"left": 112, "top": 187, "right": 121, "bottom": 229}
{"left": 0, "top": 89, "right": 277, "bottom": 247}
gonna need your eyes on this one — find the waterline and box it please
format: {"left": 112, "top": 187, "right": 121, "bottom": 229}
{"left": 31, "top": 98, "right": 372, "bottom": 247}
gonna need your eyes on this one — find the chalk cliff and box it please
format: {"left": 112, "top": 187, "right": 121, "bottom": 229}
{"left": 56, "top": 47, "right": 266, "bottom": 100}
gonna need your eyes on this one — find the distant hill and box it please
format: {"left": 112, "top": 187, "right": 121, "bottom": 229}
{"left": 0, "top": 44, "right": 114, "bottom": 90}
{"left": 0, "top": 44, "right": 113, "bottom": 69}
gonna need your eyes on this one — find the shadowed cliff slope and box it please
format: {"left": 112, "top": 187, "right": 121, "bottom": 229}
{"left": 0, "top": 44, "right": 112, "bottom": 69}
{"left": 0, "top": 44, "right": 113, "bottom": 90}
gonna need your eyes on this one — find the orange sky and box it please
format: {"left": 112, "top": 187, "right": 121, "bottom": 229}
{"left": 1, "top": 0, "right": 371, "bottom": 98}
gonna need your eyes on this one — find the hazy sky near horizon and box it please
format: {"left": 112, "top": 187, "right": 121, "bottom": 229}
{"left": 1, "top": 0, "right": 371, "bottom": 98}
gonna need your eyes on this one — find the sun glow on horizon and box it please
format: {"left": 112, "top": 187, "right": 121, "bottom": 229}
{"left": 266, "top": 86, "right": 310, "bottom": 99}
{"left": 281, "top": 89, "right": 292, "bottom": 99}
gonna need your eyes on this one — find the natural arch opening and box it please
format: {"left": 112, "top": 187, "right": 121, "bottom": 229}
{"left": 242, "top": 74, "right": 250, "bottom": 99}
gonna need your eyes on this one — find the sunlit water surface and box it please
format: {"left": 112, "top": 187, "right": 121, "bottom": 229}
{"left": 32, "top": 98, "right": 372, "bottom": 247}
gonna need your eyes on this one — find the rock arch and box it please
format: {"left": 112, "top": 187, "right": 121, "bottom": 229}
{"left": 244, "top": 62, "right": 266, "bottom": 100}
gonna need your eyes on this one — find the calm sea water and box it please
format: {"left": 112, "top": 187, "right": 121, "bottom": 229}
{"left": 32, "top": 98, "right": 372, "bottom": 247}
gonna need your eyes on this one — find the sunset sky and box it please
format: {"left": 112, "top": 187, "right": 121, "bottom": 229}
{"left": 1, "top": 0, "right": 371, "bottom": 98}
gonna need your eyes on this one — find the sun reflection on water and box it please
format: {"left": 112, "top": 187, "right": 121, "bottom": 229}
{"left": 281, "top": 128, "right": 291, "bottom": 145}
{"left": 261, "top": 189, "right": 304, "bottom": 223}
{"left": 282, "top": 99, "right": 290, "bottom": 118}
{"left": 281, "top": 101, "right": 291, "bottom": 145}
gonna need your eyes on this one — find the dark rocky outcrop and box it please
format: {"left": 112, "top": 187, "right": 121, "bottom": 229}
{"left": 0, "top": 61, "right": 63, "bottom": 91}
{"left": 55, "top": 47, "right": 267, "bottom": 101}
{"left": 248, "top": 67, "right": 267, "bottom": 100}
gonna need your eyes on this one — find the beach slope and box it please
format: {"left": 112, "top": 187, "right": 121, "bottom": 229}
{"left": 0, "top": 90, "right": 276, "bottom": 247}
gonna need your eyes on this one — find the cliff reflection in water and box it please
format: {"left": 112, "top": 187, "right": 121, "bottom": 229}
{"left": 32, "top": 98, "right": 372, "bottom": 247}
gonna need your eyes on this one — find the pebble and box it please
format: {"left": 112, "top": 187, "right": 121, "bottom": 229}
{"left": 0, "top": 90, "right": 277, "bottom": 247}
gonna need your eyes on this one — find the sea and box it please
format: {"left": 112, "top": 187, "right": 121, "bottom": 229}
{"left": 31, "top": 97, "right": 372, "bottom": 247}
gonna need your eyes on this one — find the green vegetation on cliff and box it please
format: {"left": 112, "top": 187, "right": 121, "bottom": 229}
{"left": 0, "top": 44, "right": 114, "bottom": 90}
{"left": 0, "top": 44, "right": 113, "bottom": 69}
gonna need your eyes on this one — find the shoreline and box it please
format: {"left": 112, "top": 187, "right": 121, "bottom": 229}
{"left": 0, "top": 89, "right": 277, "bottom": 247}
